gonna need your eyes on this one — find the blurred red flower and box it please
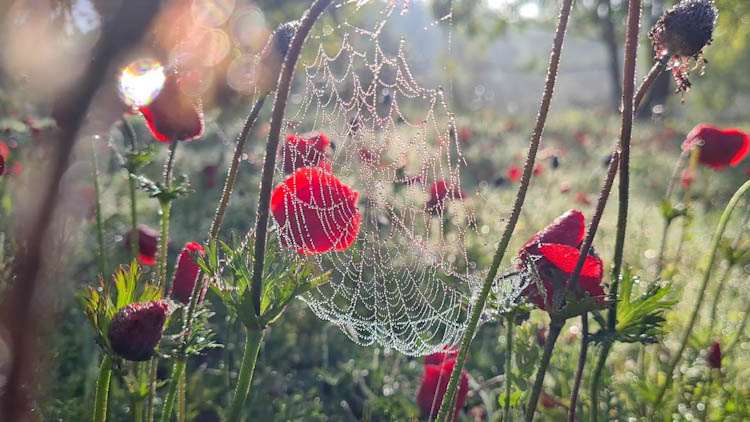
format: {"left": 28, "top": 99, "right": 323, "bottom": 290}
{"left": 507, "top": 165, "right": 521, "bottom": 182}
{"left": 680, "top": 169, "right": 695, "bottom": 189}
{"left": 575, "top": 192, "right": 592, "bottom": 206}
{"left": 108, "top": 300, "right": 170, "bottom": 361}
{"left": 518, "top": 210, "right": 605, "bottom": 311}
{"left": 457, "top": 126, "right": 473, "bottom": 143}
{"left": 201, "top": 164, "right": 219, "bottom": 189}
{"left": 170, "top": 242, "right": 206, "bottom": 304}
{"left": 126, "top": 225, "right": 160, "bottom": 266}
{"left": 282, "top": 132, "right": 331, "bottom": 174}
{"left": 533, "top": 163, "right": 544, "bottom": 177}
{"left": 271, "top": 167, "right": 361, "bottom": 255}
{"left": 427, "top": 180, "right": 465, "bottom": 215}
{"left": 682, "top": 124, "right": 750, "bottom": 170}
{"left": 424, "top": 346, "right": 459, "bottom": 366}
{"left": 139, "top": 70, "right": 204, "bottom": 143}
{"left": 0, "top": 155, "right": 4, "bottom": 176}
{"left": 416, "top": 358, "right": 469, "bottom": 421}
{"left": 707, "top": 341, "right": 721, "bottom": 369}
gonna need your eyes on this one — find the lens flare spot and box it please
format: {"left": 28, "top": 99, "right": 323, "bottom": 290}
{"left": 118, "top": 59, "right": 166, "bottom": 108}
{"left": 191, "top": 0, "right": 236, "bottom": 27}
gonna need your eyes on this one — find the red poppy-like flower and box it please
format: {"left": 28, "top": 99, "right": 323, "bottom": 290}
{"left": 424, "top": 346, "right": 459, "bottom": 366}
{"left": 518, "top": 210, "right": 605, "bottom": 311}
{"left": 575, "top": 192, "right": 592, "bottom": 206}
{"left": 170, "top": 242, "right": 206, "bottom": 304}
{"left": 416, "top": 358, "right": 469, "bottom": 421}
{"left": 457, "top": 126, "right": 473, "bottom": 143}
{"left": 507, "top": 165, "right": 521, "bottom": 182}
{"left": 533, "top": 163, "right": 544, "bottom": 177}
{"left": 707, "top": 341, "right": 721, "bottom": 369}
{"left": 126, "top": 225, "right": 160, "bottom": 266}
{"left": 559, "top": 181, "right": 571, "bottom": 194}
{"left": 108, "top": 300, "right": 170, "bottom": 361}
{"left": 282, "top": 132, "right": 331, "bottom": 174}
{"left": 139, "top": 70, "right": 204, "bottom": 143}
{"left": 682, "top": 124, "right": 750, "bottom": 170}
{"left": 271, "top": 167, "right": 361, "bottom": 255}
{"left": 426, "top": 180, "right": 465, "bottom": 215}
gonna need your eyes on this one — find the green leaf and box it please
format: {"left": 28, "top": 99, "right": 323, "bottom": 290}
{"left": 610, "top": 267, "right": 677, "bottom": 344}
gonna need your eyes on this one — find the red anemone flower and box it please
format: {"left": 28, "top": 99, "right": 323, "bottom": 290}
{"left": 707, "top": 341, "right": 721, "bottom": 369}
{"left": 507, "top": 165, "right": 521, "bottom": 182}
{"left": 416, "top": 358, "right": 469, "bottom": 421}
{"left": 282, "top": 132, "right": 331, "bottom": 174}
{"left": 139, "top": 70, "right": 204, "bottom": 143}
{"left": 518, "top": 210, "right": 605, "bottom": 311}
{"left": 170, "top": 242, "right": 206, "bottom": 304}
{"left": 126, "top": 225, "right": 160, "bottom": 266}
{"left": 457, "top": 126, "right": 473, "bottom": 143}
{"left": 682, "top": 124, "right": 750, "bottom": 170}
{"left": 426, "top": 180, "right": 464, "bottom": 215}
{"left": 108, "top": 300, "right": 170, "bottom": 361}
{"left": 424, "top": 346, "right": 459, "bottom": 366}
{"left": 271, "top": 167, "right": 361, "bottom": 255}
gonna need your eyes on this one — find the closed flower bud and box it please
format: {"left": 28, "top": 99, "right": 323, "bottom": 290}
{"left": 125, "top": 225, "right": 160, "bottom": 266}
{"left": 108, "top": 300, "right": 170, "bottom": 361}
{"left": 707, "top": 341, "right": 721, "bottom": 369}
{"left": 256, "top": 21, "right": 298, "bottom": 95}
{"left": 170, "top": 242, "right": 206, "bottom": 304}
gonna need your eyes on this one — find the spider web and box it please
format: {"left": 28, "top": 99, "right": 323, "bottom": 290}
{"left": 273, "top": 0, "right": 528, "bottom": 355}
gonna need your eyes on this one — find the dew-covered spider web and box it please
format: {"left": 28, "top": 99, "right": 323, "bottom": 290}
{"left": 272, "top": 0, "right": 530, "bottom": 355}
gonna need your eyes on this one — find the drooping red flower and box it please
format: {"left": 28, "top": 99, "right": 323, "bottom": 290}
{"left": 518, "top": 210, "right": 605, "bottom": 311}
{"left": 426, "top": 180, "right": 465, "bottom": 215}
{"left": 424, "top": 346, "right": 459, "bottom": 366}
{"left": 271, "top": 167, "right": 361, "bottom": 255}
{"left": 138, "top": 70, "right": 204, "bottom": 143}
{"left": 707, "top": 341, "right": 721, "bottom": 369}
{"left": 416, "top": 358, "right": 469, "bottom": 421}
{"left": 126, "top": 225, "right": 160, "bottom": 266}
{"left": 507, "top": 165, "right": 521, "bottom": 182}
{"left": 282, "top": 132, "right": 331, "bottom": 174}
{"left": 170, "top": 242, "right": 206, "bottom": 304}
{"left": 108, "top": 300, "right": 170, "bottom": 361}
{"left": 682, "top": 124, "right": 750, "bottom": 170}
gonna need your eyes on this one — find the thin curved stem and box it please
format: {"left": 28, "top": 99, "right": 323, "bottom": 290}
{"left": 122, "top": 118, "right": 140, "bottom": 260}
{"left": 653, "top": 178, "right": 750, "bottom": 409}
{"left": 502, "top": 313, "right": 514, "bottom": 422}
{"left": 525, "top": 318, "right": 564, "bottom": 421}
{"left": 589, "top": 1, "right": 642, "bottom": 418}
{"left": 156, "top": 141, "right": 178, "bottom": 290}
{"left": 227, "top": 328, "right": 265, "bottom": 421}
{"left": 435, "top": 2, "right": 575, "bottom": 419}
{"left": 93, "top": 355, "right": 113, "bottom": 422}
{"left": 209, "top": 96, "right": 267, "bottom": 241}
{"left": 633, "top": 56, "right": 669, "bottom": 114}
{"left": 250, "top": 0, "right": 334, "bottom": 315}
{"left": 568, "top": 315, "right": 589, "bottom": 422}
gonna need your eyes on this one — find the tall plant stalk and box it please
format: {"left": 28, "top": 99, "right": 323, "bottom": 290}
{"left": 653, "top": 178, "right": 750, "bottom": 408}
{"left": 568, "top": 315, "right": 589, "bottom": 421}
{"left": 227, "top": 329, "right": 265, "bottom": 421}
{"left": 524, "top": 318, "right": 564, "bottom": 421}
{"left": 122, "top": 118, "right": 141, "bottom": 260}
{"left": 502, "top": 313, "right": 514, "bottom": 422}
{"left": 590, "top": 1, "right": 642, "bottom": 419}
{"left": 93, "top": 355, "right": 113, "bottom": 422}
{"left": 435, "top": 0, "right": 575, "bottom": 419}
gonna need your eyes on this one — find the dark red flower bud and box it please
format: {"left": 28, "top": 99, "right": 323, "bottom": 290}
{"left": 426, "top": 180, "right": 465, "bottom": 215}
{"left": 139, "top": 70, "right": 204, "bottom": 143}
{"left": 682, "top": 124, "right": 750, "bottom": 170}
{"left": 256, "top": 21, "right": 298, "bottom": 95}
{"left": 707, "top": 341, "right": 721, "bottom": 369}
{"left": 416, "top": 358, "right": 469, "bottom": 421}
{"left": 170, "top": 242, "right": 206, "bottom": 304}
{"left": 424, "top": 346, "right": 459, "bottom": 366}
{"left": 201, "top": 164, "right": 219, "bottom": 189}
{"left": 271, "top": 167, "right": 361, "bottom": 255}
{"left": 126, "top": 225, "right": 160, "bottom": 266}
{"left": 108, "top": 300, "right": 170, "bottom": 361}
{"left": 0, "top": 155, "right": 4, "bottom": 176}
{"left": 518, "top": 210, "right": 605, "bottom": 311}
{"left": 649, "top": 0, "right": 717, "bottom": 91}
{"left": 282, "top": 132, "right": 331, "bottom": 174}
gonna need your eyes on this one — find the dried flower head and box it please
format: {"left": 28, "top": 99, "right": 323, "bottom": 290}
{"left": 649, "top": 0, "right": 718, "bottom": 92}
{"left": 108, "top": 300, "right": 170, "bottom": 361}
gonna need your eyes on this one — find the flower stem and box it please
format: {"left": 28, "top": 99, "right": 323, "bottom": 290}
{"left": 568, "top": 314, "right": 589, "bottom": 422}
{"left": 92, "top": 138, "right": 108, "bottom": 274}
{"left": 525, "top": 318, "right": 564, "bottom": 421}
{"left": 158, "top": 360, "right": 186, "bottom": 422}
{"left": 633, "top": 56, "right": 669, "bottom": 114}
{"left": 122, "top": 118, "right": 140, "bottom": 260}
{"left": 227, "top": 328, "right": 265, "bottom": 421}
{"left": 434, "top": 1, "right": 574, "bottom": 419}
{"left": 250, "top": 0, "right": 333, "bottom": 316}
{"left": 653, "top": 178, "right": 750, "bottom": 409}
{"left": 93, "top": 355, "right": 113, "bottom": 422}
{"left": 589, "top": 1, "right": 642, "bottom": 417}
{"left": 209, "top": 96, "right": 267, "bottom": 241}
{"left": 502, "top": 313, "right": 514, "bottom": 422}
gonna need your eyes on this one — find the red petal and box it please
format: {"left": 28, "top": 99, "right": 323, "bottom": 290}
{"left": 138, "top": 72, "right": 204, "bottom": 143}
{"left": 538, "top": 243, "right": 602, "bottom": 279}
{"left": 683, "top": 124, "right": 750, "bottom": 169}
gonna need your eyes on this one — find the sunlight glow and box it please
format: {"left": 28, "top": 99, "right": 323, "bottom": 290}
{"left": 118, "top": 59, "right": 166, "bottom": 108}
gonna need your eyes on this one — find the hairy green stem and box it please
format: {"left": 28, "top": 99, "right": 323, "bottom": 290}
{"left": 158, "top": 360, "right": 186, "bottom": 422}
{"left": 434, "top": 1, "right": 575, "bottom": 419}
{"left": 93, "top": 355, "right": 113, "bottom": 422}
{"left": 177, "top": 370, "right": 186, "bottom": 422}
{"left": 525, "top": 318, "right": 564, "bottom": 421}
{"left": 122, "top": 118, "right": 140, "bottom": 260}
{"left": 227, "top": 328, "right": 265, "bottom": 421}
{"left": 589, "top": 1, "right": 641, "bottom": 418}
{"left": 502, "top": 313, "right": 514, "bottom": 422}
{"left": 568, "top": 315, "right": 589, "bottom": 422}
{"left": 653, "top": 179, "right": 750, "bottom": 409}
{"left": 92, "top": 139, "right": 108, "bottom": 274}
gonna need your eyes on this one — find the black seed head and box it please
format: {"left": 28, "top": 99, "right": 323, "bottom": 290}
{"left": 650, "top": 0, "right": 717, "bottom": 58}
{"left": 108, "top": 300, "right": 170, "bottom": 361}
